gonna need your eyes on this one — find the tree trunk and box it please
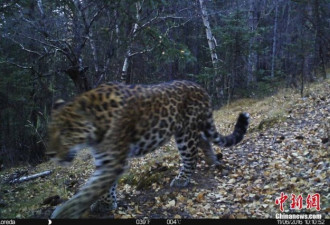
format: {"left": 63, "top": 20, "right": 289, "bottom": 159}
{"left": 89, "top": 29, "right": 99, "bottom": 76}
{"left": 284, "top": 1, "right": 291, "bottom": 81}
{"left": 65, "top": 66, "right": 91, "bottom": 93}
{"left": 198, "top": 0, "right": 221, "bottom": 101}
{"left": 313, "top": 0, "right": 326, "bottom": 79}
{"left": 271, "top": 0, "right": 278, "bottom": 78}
{"left": 198, "top": 0, "right": 218, "bottom": 70}
{"left": 120, "top": 1, "right": 142, "bottom": 84}
{"left": 247, "top": 0, "right": 257, "bottom": 85}
{"left": 300, "top": 51, "right": 306, "bottom": 97}
{"left": 121, "top": 53, "right": 131, "bottom": 83}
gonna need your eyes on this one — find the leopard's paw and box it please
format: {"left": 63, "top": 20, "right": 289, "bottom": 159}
{"left": 90, "top": 200, "right": 117, "bottom": 213}
{"left": 170, "top": 177, "right": 190, "bottom": 187}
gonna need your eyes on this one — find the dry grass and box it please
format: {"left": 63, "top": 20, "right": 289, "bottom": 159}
{"left": 213, "top": 80, "right": 329, "bottom": 134}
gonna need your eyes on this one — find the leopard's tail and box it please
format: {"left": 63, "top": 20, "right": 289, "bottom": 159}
{"left": 202, "top": 112, "right": 250, "bottom": 147}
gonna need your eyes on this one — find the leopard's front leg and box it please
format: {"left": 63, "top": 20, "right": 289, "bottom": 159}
{"left": 51, "top": 153, "right": 126, "bottom": 218}
{"left": 90, "top": 183, "right": 118, "bottom": 213}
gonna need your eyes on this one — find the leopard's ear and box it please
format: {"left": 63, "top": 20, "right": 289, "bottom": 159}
{"left": 53, "top": 99, "right": 66, "bottom": 110}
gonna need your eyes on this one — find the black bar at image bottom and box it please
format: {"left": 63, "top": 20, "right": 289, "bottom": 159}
{"left": 0, "top": 219, "right": 305, "bottom": 225}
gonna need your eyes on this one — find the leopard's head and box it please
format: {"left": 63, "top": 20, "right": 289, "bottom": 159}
{"left": 47, "top": 99, "right": 90, "bottom": 166}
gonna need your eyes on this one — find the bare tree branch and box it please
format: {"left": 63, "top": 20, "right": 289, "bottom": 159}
{"left": 9, "top": 170, "right": 52, "bottom": 184}
{"left": 19, "top": 34, "right": 73, "bottom": 63}
{"left": 164, "top": 18, "right": 192, "bottom": 36}
{"left": 37, "top": 0, "right": 45, "bottom": 18}
{"left": 0, "top": 61, "right": 33, "bottom": 70}
{"left": 129, "top": 47, "right": 155, "bottom": 57}
{"left": 4, "top": 36, "right": 43, "bottom": 56}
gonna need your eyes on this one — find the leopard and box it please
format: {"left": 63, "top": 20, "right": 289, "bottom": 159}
{"left": 47, "top": 80, "right": 250, "bottom": 218}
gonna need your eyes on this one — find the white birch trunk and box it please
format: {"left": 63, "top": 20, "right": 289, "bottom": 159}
{"left": 115, "top": 10, "right": 120, "bottom": 46}
{"left": 120, "top": 1, "right": 142, "bottom": 83}
{"left": 89, "top": 30, "right": 99, "bottom": 74}
{"left": 199, "top": 0, "right": 218, "bottom": 68}
{"left": 199, "top": 0, "right": 222, "bottom": 101}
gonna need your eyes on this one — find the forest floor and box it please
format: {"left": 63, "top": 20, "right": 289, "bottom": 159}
{"left": 0, "top": 80, "right": 329, "bottom": 219}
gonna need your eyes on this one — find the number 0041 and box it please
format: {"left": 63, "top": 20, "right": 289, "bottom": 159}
{"left": 167, "top": 219, "right": 181, "bottom": 224}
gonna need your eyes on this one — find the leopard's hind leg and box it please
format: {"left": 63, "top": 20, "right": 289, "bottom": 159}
{"left": 170, "top": 129, "right": 199, "bottom": 187}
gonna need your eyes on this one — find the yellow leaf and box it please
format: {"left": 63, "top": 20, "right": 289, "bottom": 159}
{"left": 196, "top": 192, "right": 205, "bottom": 203}
{"left": 236, "top": 214, "right": 246, "bottom": 219}
{"left": 176, "top": 195, "right": 186, "bottom": 202}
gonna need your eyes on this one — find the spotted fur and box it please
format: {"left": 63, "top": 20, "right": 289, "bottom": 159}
{"left": 48, "top": 80, "right": 249, "bottom": 218}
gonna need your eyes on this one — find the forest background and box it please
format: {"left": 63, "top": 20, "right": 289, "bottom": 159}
{"left": 0, "top": 0, "right": 329, "bottom": 168}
